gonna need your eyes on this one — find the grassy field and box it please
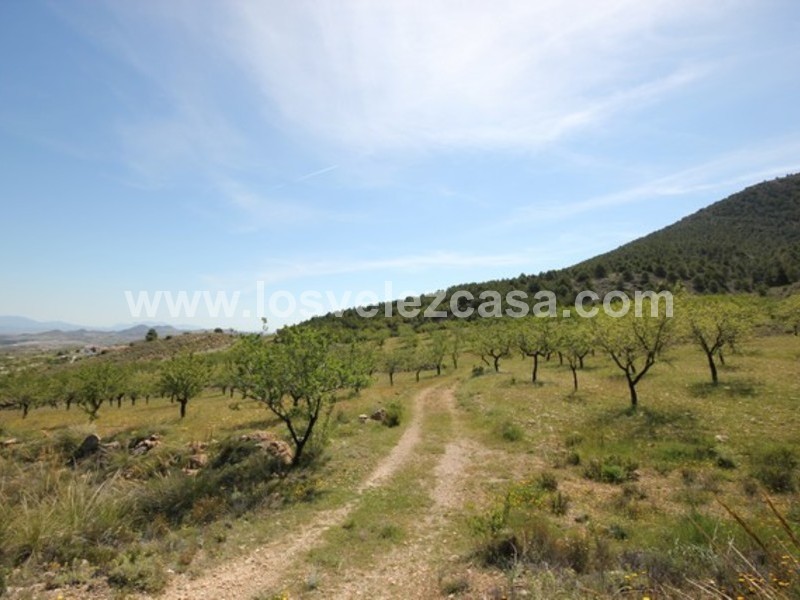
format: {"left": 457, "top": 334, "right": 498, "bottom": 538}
{"left": 1, "top": 332, "right": 799, "bottom": 598}
{"left": 452, "top": 333, "right": 800, "bottom": 598}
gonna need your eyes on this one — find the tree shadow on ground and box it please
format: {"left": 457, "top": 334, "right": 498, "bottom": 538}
{"left": 687, "top": 378, "right": 760, "bottom": 399}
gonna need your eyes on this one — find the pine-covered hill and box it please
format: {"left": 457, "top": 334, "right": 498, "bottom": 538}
{"left": 306, "top": 173, "right": 800, "bottom": 334}
{"left": 452, "top": 172, "right": 800, "bottom": 301}
{"left": 569, "top": 173, "right": 800, "bottom": 295}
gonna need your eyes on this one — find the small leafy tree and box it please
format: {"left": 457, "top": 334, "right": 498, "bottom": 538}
{"left": 593, "top": 299, "right": 673, "bottom": 408}
{"left": 777, "top": 294, "right": 800, "bottom": 336}
{"left": 558, "top": 319, "right": 592, "bottom": 392}
{"left": 76, "top": 362, "right": 126, "bottom": 421}
{"left": 471, "top": 320, "right": 513, "bottom": 372}
{"left": 234, "top": 326, "right": 368, "bottom": 465}
{"left": 0, "top": 370, "right": 44, "bottom": 418}
{"left": 145, "top": 328, "right": 158, "bottom": 342}
{"left": 159, "top": 353, "right": 209, "bottom": 418}
{"left": 428, "top": 331, "right": 449, "bottom": 376}
{"left": 56, "top": 369, "right": 80, "bottom": 410}
{"left": 516, "top": 317, "right": 555, "bottom": 383}
{"left": 382, "top": 346, "right": 409, "bottom": 386}
{"left": 126, "top": 368, "right": 157, "bottom": 406}
{"left": 682, "top": 296, "right": 752, "bottom": 384}
{"left": 339, "top": 341, "right": 376, "bottom": 392}
{"left": 446, "top": 324, "right": 466, "bottom": 370}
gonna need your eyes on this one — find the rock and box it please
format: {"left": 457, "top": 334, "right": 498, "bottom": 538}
{"left": 240, "top": 431, "right": 274, "bottom": 444}
{"left": 101, "top": 440, "right": 122, "bottom": 452}
{"left": 240, "top": 431, "right": 293, "bottom": 464}
{"left": 131, "top": 434, "right": 161, "bottom": 455}
{"left": 714, "top": 434, "right": 729, "bottom": 443}
{"left": 1, "top": 438, "right": 19, "bottom": 446}
{"left": 370, "top": 408, "right": 388, "bottom": 423}
{"left": 358, "top": 414, "right": 369, "bottom": 423}
{"left": 259, "top": 440, "right": 293, "bottom": 465}
{"left": 73, "top": 434, "right": 101, "bottom": 460}
{"left": 187, "top": 453, "right": 209, "bottom": 469}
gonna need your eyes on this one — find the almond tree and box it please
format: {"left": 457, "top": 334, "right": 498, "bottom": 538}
{"left": 593, "top": 300, "right": 674, "bottom": 409}
{"left": 682, "top": 296, "right": 752, "bottom": 384}
{"left": 0, "top": 370, "right": 45, "bottom": 418}
{"left": 159, "top": 353, "right": 209, "bottom": 418}
{"left": 516, "top": 316, "right": 555, "bottom": 383}
{"left": 471, "top": 320, "right": 513, "bottom": 372}
{"left": 777, "top": 294, "right": 800, "bottom": 336}
{"left": 234, "top": 326, "right": 368, "bottom": 465}
{"left": 382, "top": 346, "right": 410, "bottom": 386}
{"left": 76, "top": 362, "right": 126, "bottom": 421}
{"left": 558, "top": 319, "right": 591, "bottom": 392}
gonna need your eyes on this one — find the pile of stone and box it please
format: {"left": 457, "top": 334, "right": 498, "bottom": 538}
{"left": 240, "top": 431, "right": 294, "bottom": 465}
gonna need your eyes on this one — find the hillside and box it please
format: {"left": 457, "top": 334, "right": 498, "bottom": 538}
{"left": 308, "top": 174, "right": 800, "bottom": 333}
{"left": 471, "top": 173, "right": 800, "bottom": 301}
{"left": 570, "top": 173, "right": 800, "bottom": 294}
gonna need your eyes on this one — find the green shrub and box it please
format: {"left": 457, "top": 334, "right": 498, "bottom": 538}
{"left": 716, "top": 454, "right": 737, "bottom": 469}
{"left": 752, "top": 445, "right": 797, "bottom": 493}
{"left": 383, "top": 402, "right": 403, "bottom": 428}
{"left": 536, "top": 472, "right": 559, "bottom": 492}
{"left": 550, "top": 491, "right": 570, "bottom": 516}
{"left": 583, "top": 456, "right": 638, "bottom": 484}
{"left": 499, "top": 421, "right": 523, "bottom": 442}
{"left": 107, "top": 550, "right": 167, "bottom": 593}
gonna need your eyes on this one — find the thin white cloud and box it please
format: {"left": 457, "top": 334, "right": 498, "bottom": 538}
{"left": 221, "top": 0, "right": 729, "bottom": 151}
{"left": 215, "top": 178, "right": 355, "bottom": 230}
{"left": 507, "top": 138, "right": 800, "bottom": 224}
{"left": 295, "top": 165, "right": 339, "bottom": 183}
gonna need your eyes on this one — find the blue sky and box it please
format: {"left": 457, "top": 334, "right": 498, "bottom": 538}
{"left": 2, "top": 0, "right": 800, "bottom": 331}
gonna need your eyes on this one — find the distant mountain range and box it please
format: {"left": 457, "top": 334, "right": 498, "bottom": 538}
{"left": 0, "top": 317, "right": 196, "bottom": 350}
{"left": 0, "top": 316, "right": 86, "bottom": 335}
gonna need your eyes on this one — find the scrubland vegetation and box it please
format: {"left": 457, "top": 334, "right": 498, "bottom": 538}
{"left": 0, "top": 292, "right": 799, "bottom": 598}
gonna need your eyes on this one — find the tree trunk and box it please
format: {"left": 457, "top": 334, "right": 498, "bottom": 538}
{"left": 706, "top": 350, "right": 719, "bottom": 385}
{"left": 579, "top": 355, "right": 585, "bottom": 369}
{"left": 493, "top": 355, "right": 501, "bottom": 372}
{"left": 571, "top": 366, "right": 578, "bottom": 392}
{"left": 558, "top": 352, "right": 564, "bottom": 366}
{"left": 22, "top": 403, "right": 29, "bottom": 418}
{"left": 531, "top": 354, "right": 539, "bottom": 383}
{"left": 416, "top": 369, "right": 421, "bottom": 382}
{"left": 179, "top": 398, "right": 188, "bottom": 419}
{"left": 718, "top": 348, "right": 726, "bottom": 366}
{"left": 627, "top": 378, "right": 638, "bottom": 409}
{"left": 389, "top": 371, "right": 394, "bottom": 386}
{"left": 436, "top": 364, "right": 441, "bottom": 376}
{"left": 117, "top": 397, "right": 122, "bottom": 408}
{"left": 291, "top": 416, "right": 317, "bottom": 467}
